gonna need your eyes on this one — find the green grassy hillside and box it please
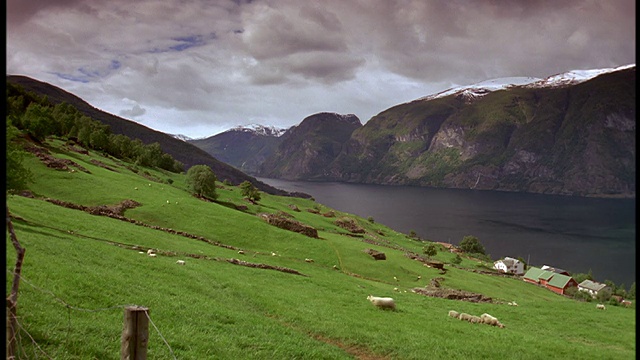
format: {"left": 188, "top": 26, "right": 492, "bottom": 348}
{"left": 6, "top": 137, "right": 635, "bottom": 359}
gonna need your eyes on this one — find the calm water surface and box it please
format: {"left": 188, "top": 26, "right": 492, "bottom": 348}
{"left": 259, "top": 178, "right": 636, "bottom": 287}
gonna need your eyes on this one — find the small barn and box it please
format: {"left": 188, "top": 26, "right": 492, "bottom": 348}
{"left": 523, "top": 266, "right": 578, "bottom": 295}
{"left": 523, "top": 267, "right": 545, "bottom": 285}
{"left": 545, "top": 273, "right": 578, "bottom": 295}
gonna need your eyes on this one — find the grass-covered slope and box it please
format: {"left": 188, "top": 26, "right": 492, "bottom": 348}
{"left": 6, "top": 137, "right": 635, "bottom": 359}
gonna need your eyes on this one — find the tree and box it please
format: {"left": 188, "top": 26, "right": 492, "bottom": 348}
{"left": 423, "top": 243, "right": 438, "bottom": 258}
{"left": 186, "top": 165, "right": 218, "bottom": 200}
{"left": 628, "top": 283, "right": 635, "bottom": 300}
{"left": 240, "top": 181, "right": 261, "bottom": 202}
{"left": 459, "top": 235, "right": 486, "bottom": 255}
{"left": 6, "top": 123, "right": 33, "bottom": 192}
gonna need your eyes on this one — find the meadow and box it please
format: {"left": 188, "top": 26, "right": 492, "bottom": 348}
{"left": 6, "top": 137, "right": 636, "bottom": 359}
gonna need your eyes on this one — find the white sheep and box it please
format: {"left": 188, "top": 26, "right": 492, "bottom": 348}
{"left": 481, "top": 313, "right": 505, "bottom": 328}
{"left": 238, "top": 250, "right": 245, "bottom": 255}
{"left": 148, "top": 253, "right": 157, "bottom": 258}
{"left": 367, "top": 295, "right": 396, "bottom": 310}
{"left": 305, "top": 258, "right": 314, "bottom": 263}
{"left": 448, "top": 310, "right": 460, "bottom": 319}
{"left": 176, "top": 260, "right": 185, "bottom": 265}
{"left": 508, "top": 301, "right": 519, "bottom": 306}
{"left": 596, "top": 304, "right": 606, "bottom": 310}
{"left": 469, "top": 315, "right": 482, "bottom": 324}
{"left": 458, "top": 313, "right": 472, "bottom": 321}
{"left": 147, "top": 249, "right": 155, "bottom": 255}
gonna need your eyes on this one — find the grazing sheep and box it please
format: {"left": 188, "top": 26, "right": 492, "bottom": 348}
{"left": 305, "top": 258, "right": 314, "bottom": 263}
{"left": 148, "top": 253, "right": 157, "bottom": 258}
{"left": 176, "top": 260, "right": 185, "bottom": 265}
{"left": 238, "top": 250, "right": 245, "bottom": 255}
{"left": 480, "top": 313, "right": 498, "bottom": 326}
{"left": 469, "top": 315, "right": 482, "bottom": 324}
{"left": 480, "top": 313, "right": 505, "bottom": 328}
{"left": 596, "top": 304, "right": 606, "bottom": 310}
{"left": 448, "top": 310, "right": 460, "bottom": 319}
{"left": 393, "top": 276, "right": 399, "bottom": 282}
{"left": 508, "top": 301, "right": 519, "bottom": 306}
{"left": 147, "top": 249, "right": 155, "bottom": 255}
{"left": 458, "top": 313, "right": 472, "bottom": 321}
{"left": 367, "top": 295, "right": 396, "bottom": 310}
{"left": 271, "top": 252, "right": 277, "bottom": 256}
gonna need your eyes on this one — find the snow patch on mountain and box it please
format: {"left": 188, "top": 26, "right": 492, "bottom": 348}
{"left": 228, "top": 124, "right": 288, "bottom": 137}
{"left": 418, "top": 64, "right": 635, "bottom": 102}
{"left": 171, "top": 133, "right": 193, "bottom": 141}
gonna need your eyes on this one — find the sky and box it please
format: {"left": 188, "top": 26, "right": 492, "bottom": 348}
{"left": 6, "top": 0, "right": 636, "bottom": 139}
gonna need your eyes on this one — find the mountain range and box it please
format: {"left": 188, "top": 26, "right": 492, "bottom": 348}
{"left": 190, "top": 64, "right": 635, "bottom": 197}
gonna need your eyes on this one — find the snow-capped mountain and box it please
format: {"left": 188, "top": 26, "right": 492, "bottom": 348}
{"left": 420, "top": 64, "right": 635, "bottom": 102}
{"left": 228, "top": 124, "right": 288, "bottom": 137}
{"left": 171, "top": 133, "right": 193, "bottom": 141}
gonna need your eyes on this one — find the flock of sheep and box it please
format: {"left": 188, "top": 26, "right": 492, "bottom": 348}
{"left": 366, "top": 295, "right": 506, "bottom": 328}
{"left": 449, "top": 310, "right": 506, "bottom": 328}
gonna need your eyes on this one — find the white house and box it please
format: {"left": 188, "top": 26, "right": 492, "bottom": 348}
{"left": 577, "top": 280, "right": 609, "bottom": 298}
{"left": 493, "top": 257, "right": 525, "bottom": 275}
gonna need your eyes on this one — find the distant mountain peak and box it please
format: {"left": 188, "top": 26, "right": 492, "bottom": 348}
{"left": 228, "top": 124, "right": 288, "bottom": 137}
{"left": 171, "top": 134, "right": 193, "bottom": 141}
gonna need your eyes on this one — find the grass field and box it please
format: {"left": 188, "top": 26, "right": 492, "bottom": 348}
{"left": 6, "top": 137, "right": 635, "bottom": 359}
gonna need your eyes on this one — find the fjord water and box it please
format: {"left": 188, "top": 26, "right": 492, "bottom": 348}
{"left": 259, "top": 178, "right": 636, "bottom": 287}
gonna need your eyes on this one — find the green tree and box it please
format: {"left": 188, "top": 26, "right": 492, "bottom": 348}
{"left": 186, "top": 165, "right": 218, "bottom": 200}
{"left": 423, "top": 243, "right": 438, "bottom": 258}
{"left": 240, "top": 181, "right": 261, "bottom": 202}
{"left": 627, "top": 283, "right": 635, "bottom": 300}
{"left": 6, "top": 123, "right": 33, "bottom": 192}
{"left": 596, "top": 287, "right": 612, "bottom": 303}
{"left": 459, "top": 235, "right": 486, "bottom": 255}
{"left": 452, "top": 254, "right": 462, "bottom": 265}
{"left": 21, "top": 103, "right": 55, "bottom": 141}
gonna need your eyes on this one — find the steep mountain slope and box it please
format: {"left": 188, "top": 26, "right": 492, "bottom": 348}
{"left": 326, "top": 66, "right": 635, "bottom": 197}
{"left": 188, "top": 125, "right": 288, "bottom": 175}
{"left": 5, "top": 75, "right": 300, "bottom": 197}
{"left": 257, "top": 112, "right": 362, "bottom": 180}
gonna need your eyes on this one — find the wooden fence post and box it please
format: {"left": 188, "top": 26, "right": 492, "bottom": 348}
{"left": 121, "top": 306, "right": 150, "bottom": 360}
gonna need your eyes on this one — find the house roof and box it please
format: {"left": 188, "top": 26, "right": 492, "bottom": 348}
{"left": 523, "top": 267, "right": 544, "bottom": 281}
{"left": 547, "top": 273, "right": 575, "bottom": 289}
{"left": 541, "top": 265, "right": 570, "bottom": 275}
{"left": 578, "top": 280, "right": 608, "bottom": 292}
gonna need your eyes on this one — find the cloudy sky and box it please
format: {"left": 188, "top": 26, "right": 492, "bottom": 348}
{"left": 7, "top": 0, "right": 636, "bottom": 139}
